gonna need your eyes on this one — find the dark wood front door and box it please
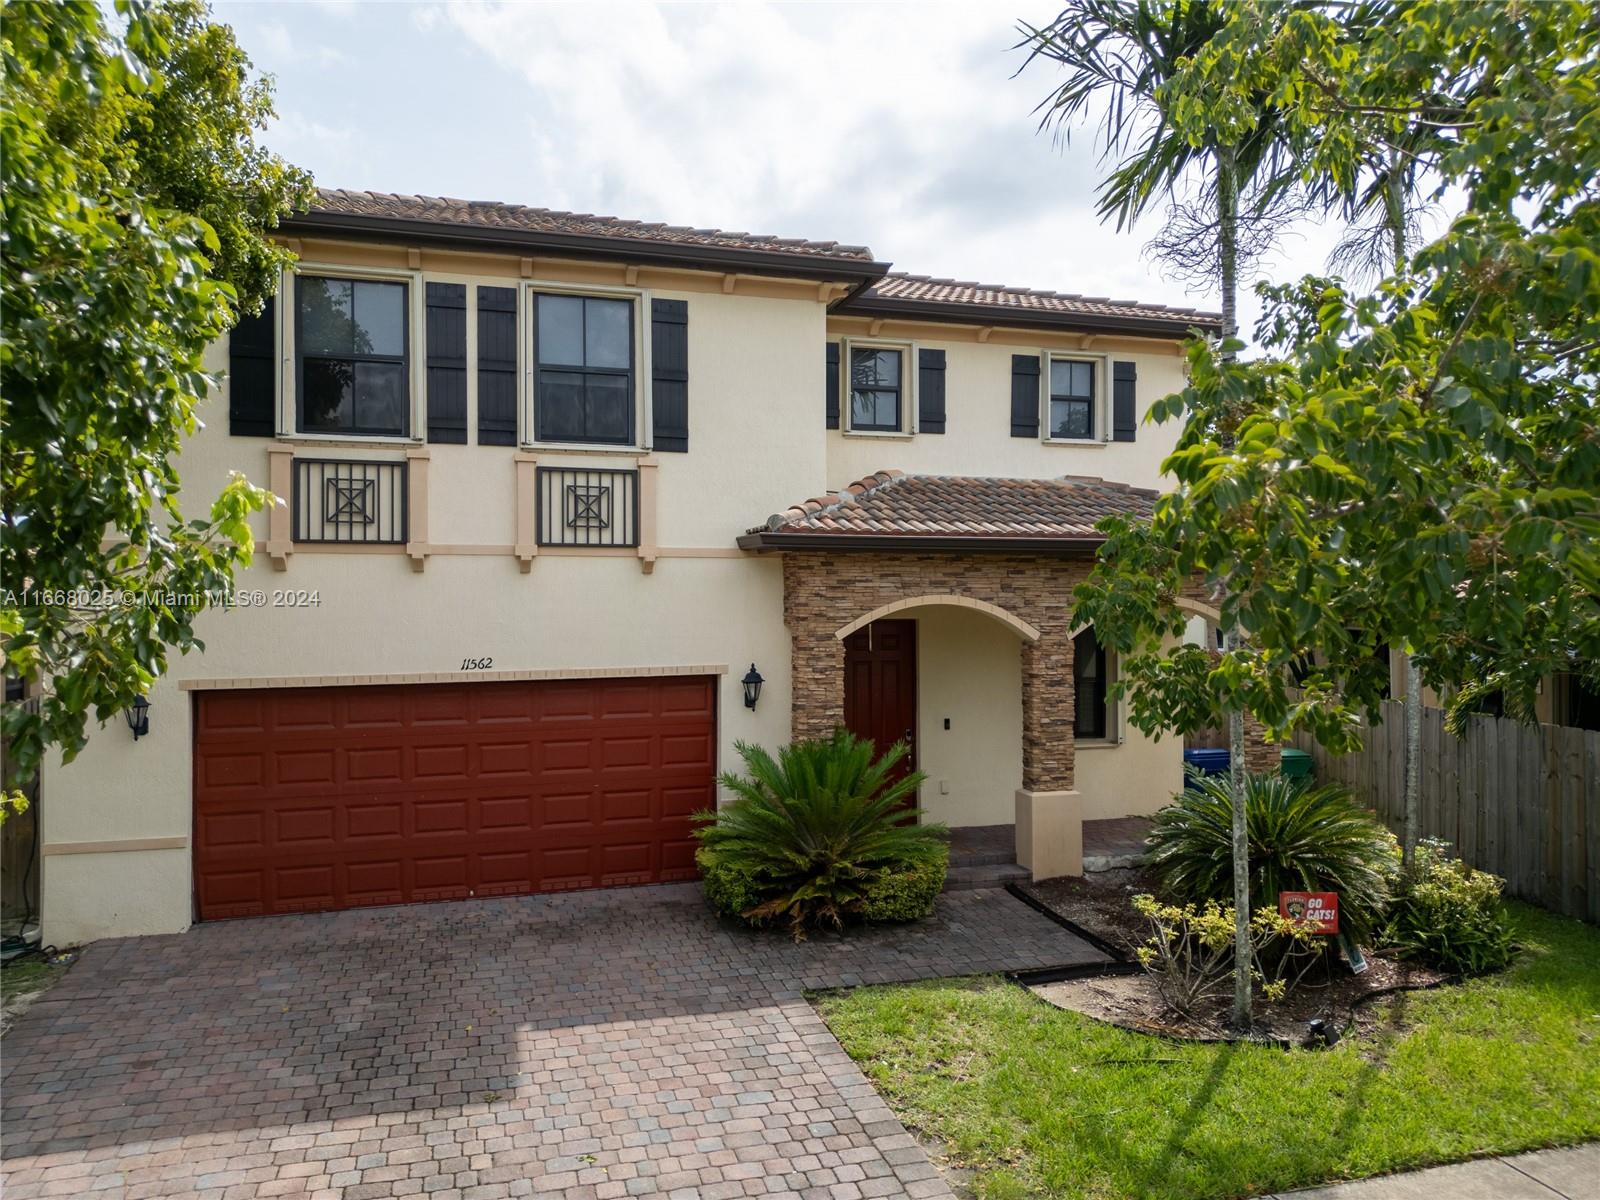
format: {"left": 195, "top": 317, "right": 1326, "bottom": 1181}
{"left": 843, "top": 619, "right": 918, "bottom": 807}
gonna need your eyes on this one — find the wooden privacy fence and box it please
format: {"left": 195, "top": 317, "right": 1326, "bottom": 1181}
{"left": 1294, "top": 699, "right": 1599, "bottom": 923}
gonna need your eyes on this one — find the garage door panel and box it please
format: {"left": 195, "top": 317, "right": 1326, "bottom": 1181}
{"left": 270, "top": 694, "right": 335, "bottom": 731}
{"left": 479, "top": 794, "right": 534, "bottom": 832}
{"left": 194, "top": 676, "right": 715, "bottom": 919}
{"left": 275, "top": 807, "right": 335, "bottom": 846}
{"left": 347, "top": 746, "right": 404, "bottom": 782}
{"left": 478, "top": 740, "right": 533, "bottom": 776}
{"left": 414, "top": 744, "right": 471, "bottom": 780}
{"left": 198, "top": 811, "right": 263, "bottom": 850}
{"left": 346, "top": 801, "right": 404, "bottom": 840}
{"left": 345, "top": 860, "right": 404, "bottom": 906}
{"left": 276, "top": 749, "right": 336, "bottom": 786}
{"left": 200, "top": 752, "right": 264, "bottom": 790}
{"left": 540, "top": 791, "right": 594, "bottom": 829}
{"left": 599, "top": 788, "right": 653, "bottom": 824}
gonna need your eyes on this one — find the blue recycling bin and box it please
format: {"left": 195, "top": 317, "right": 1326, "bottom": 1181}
{"left": 1182, "top": 748, "right": 1230, "bottom": 789}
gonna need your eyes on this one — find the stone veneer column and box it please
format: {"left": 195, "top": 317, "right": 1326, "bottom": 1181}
{"left": 1015, "top": 630, "right": 1084, "bottom": 880}
{"left": 1241, "top": 710, "right": 1282, "bottom": 774}
{"left": 790, "top": 630, "right": 844, "bottom": 740}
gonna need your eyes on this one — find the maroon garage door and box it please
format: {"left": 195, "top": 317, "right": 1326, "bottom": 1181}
{"left": 193, "top": 676, "right": 716, "bottom": 919}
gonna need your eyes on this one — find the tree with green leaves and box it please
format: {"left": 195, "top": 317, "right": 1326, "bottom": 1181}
{"left": 1, "top": 0, "right": 311, "bottom": 788}
{"left": 1073, "top": 0, "right": 1600, "bottom": 957}
{"left": 1020, "top": 0, "right": 1304, "bottom": 1029}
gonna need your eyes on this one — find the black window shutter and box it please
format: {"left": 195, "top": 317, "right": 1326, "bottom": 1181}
{"left": 425, "top": 283, "right": 467, "bottom": 444}
{"left": 650, "top": 298, "right": 689, "bottom": 452}
{"left": 1010, "top": 353, "right": 1040, "bottom": 438}
{"left": 825, "top": 342, "right": 840, "bottom": 430}
{"left": 228, "top": 298, "right": 276, "bottom": 437}
{"left": 1112, "top": 360, "right": 1138, "bottom": 442}
{"left": 477, "top": 286, "right": 518, "bottom": 446}
{"left": 917, "top": 348, "right": 946, "bottom": 434}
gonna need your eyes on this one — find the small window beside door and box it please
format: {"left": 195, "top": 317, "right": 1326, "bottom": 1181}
{"left": 1074, "top": 625, "right": 1112, "bottom": 740}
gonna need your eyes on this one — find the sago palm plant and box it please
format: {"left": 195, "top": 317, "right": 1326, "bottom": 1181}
{"left": 693, "top": 730, "right": 948, "bottom": 936}
{"left": 1146, "top": 774, "right": 1397, "bottom": 941}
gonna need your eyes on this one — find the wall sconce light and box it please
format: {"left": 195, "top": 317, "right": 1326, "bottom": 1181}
{"left": 741, "top": 664, "right": 764, "bottom": 711}
{"left": 126, "top": 695, "right": 151, "bottom": 741}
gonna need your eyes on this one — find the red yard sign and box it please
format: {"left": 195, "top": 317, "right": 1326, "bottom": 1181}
{"left": 1279, "top": 891, "right": 1339, "bottom": 934}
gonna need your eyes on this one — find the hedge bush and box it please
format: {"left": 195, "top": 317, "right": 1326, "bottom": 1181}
{"left": 1382, "top": 839, "right": 1515, "bottom": 974}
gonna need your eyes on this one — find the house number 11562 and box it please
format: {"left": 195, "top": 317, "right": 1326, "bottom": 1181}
{"left": 460, "top": 657, "right": 494, "bottom": 671}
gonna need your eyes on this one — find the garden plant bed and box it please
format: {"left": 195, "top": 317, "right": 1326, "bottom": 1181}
{"left": 1018, "top": 869, "right": 1452, "bottom": 1043}
{"left": 814, "top": 902, "right": 1600, "bottom": 1200}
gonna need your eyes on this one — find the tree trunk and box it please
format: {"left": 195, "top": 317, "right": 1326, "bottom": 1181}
{"left": 1386, "top": 148, "right": 1421, "bottom": 868}
{"left": 1216, "top": 141, "right": 1252, "bottom": 1032}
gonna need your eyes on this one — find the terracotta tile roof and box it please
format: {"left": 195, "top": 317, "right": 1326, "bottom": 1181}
{"left": 753, "top": 470, "right": 1157, "bottom": 541}
{"left": 847, "top": 272, "right": 1221, "bottom": 331}
{"left": 303, "top": 188, "right": 879, "bottom": 265}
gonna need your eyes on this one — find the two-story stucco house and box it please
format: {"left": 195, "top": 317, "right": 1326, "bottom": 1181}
{"left": 39, "top": 189, "right": 1232, "bottom": 945}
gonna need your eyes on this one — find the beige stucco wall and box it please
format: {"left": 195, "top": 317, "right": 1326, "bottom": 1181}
{"left": 39, "top": 238, "right": 1195, "bottom": 944}
{"left": 903, "top": 603, "right": 1182, "bottom": 829}
{"left": 824, "top": 319, "right": 1188, "bottom": 494}
{"left": 909, "top": 605, "right": 1023, "bottom": 827}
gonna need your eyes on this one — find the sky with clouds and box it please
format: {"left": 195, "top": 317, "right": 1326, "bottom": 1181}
{"left": 217, "top": 0, "right": 1355, "bottom": 342}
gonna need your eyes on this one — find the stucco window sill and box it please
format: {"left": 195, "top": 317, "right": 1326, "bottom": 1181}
{"left": 277, "top": 433, "right": 423, "bottom": 450}
{"left": 841, "top": 428, "right": 915, "bottom": 440}
{"left": 1043, "top": 438, "right": 1108, "bottom": 448}
{"left": 1075, "top": 738, "right": 1123, "bottom": 749}
{"left": 520, "top": 442, "right": 649, "bottom": 457}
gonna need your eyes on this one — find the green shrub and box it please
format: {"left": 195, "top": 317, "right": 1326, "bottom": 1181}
{"left": 692, "top": 729, "right": 949, "bottom": 936}
{"left": 1146, "top": 773, "right": 1397, "bottom": 942}
{"left": 861, "top": 848, "right": 950, "bottom": 922}
{"left": 1382, "top": 840, "right": 1514, "bottom": 974}
{"left": 696, "top": 847, "right": 771, "bottom": 922}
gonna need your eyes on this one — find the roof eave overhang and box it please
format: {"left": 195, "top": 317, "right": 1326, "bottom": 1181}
{"left": 736, "top": 532, "right": 1108, "bottom": 557}
{"left": 830, "top": 296, "right": 1221, "bottom": 340}
{"left": 281, "top": 212, "right": 892, "bottom": 285}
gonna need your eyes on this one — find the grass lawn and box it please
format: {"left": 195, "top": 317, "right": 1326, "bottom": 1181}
{"left": 816, "top": 902, "right": 1600, "bottom": 1200}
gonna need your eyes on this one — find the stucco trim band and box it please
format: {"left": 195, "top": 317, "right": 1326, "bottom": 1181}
{"left": 43, "top": 837, "right": 188, "bottom": 856}
{"left": 178, "top": 664, "right": 730, "bottom": 691}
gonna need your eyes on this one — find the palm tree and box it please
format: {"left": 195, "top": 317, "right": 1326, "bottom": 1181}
{"left": 1018, "top": 0, "right": 1298, "bottom": 1030}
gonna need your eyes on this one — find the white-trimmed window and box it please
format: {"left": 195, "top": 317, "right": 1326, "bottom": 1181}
{"left": 1046, "top": 353, "right": 1108, "bottom": 442}
{"left": 842, "top": 339, "right": 915, "bottom": 435}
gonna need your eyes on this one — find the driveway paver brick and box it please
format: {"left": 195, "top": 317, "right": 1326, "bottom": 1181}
{"left": 2, "top": 884, "right": 1102, "bottom": 1199}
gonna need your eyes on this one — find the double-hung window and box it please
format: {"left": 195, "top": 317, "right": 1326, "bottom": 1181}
{"left": 1049, "top": 357, "right": 1097, "bottom": 440}
{"left": 849, "top": 346, "right": 903, "bottom": 432}
{"left": 296, "top": 275, "right": 410, "bottom": 436}
{"left": 1074, "top": 625, "right": 1111, "bottom": 740}
{"left": 534, "top": 294, "right": 634, "bottom": 444}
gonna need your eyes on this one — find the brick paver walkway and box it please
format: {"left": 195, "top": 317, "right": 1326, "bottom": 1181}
{"left": 1, "top": 884, "right": 1103, "bottom": 1200}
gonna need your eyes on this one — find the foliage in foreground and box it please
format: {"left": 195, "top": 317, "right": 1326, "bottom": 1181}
{"left": 693, "top": 731, "right": 948, "bottom": 936}
{"left": 1146, "top": 774, "right": 1397, "bottom": 940}
{"left": 1383, "top": 840, "right": 1514, "bottom": 975}
{"left": 0, "top": 0, "right": 309, "bottom": 783}
{"left": 816, "top": 902, "right": 1600, "bottom": 1200}
{"left": 1131, "top": 894, "right": 1322, "bottom": 1014}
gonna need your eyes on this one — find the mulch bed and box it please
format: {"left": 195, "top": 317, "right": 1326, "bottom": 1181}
{"left": 1018, "top": 870, "right": 1451, "bottom": 1046}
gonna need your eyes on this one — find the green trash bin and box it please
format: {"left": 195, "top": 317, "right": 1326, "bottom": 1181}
{"left": 1280, "top": 748, "right": 1314, "bottom": 783}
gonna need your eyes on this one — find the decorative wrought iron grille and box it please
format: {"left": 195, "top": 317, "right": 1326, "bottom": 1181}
{"left": 535, "top": 466, "right": 639, "bottom": 548}
{"left": 292, "top": 458, "right": 408, "bottom": 544}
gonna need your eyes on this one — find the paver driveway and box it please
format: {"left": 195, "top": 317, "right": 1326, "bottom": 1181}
{"left": 2, "top": 884, "right": 1104, "bottom": 1200}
